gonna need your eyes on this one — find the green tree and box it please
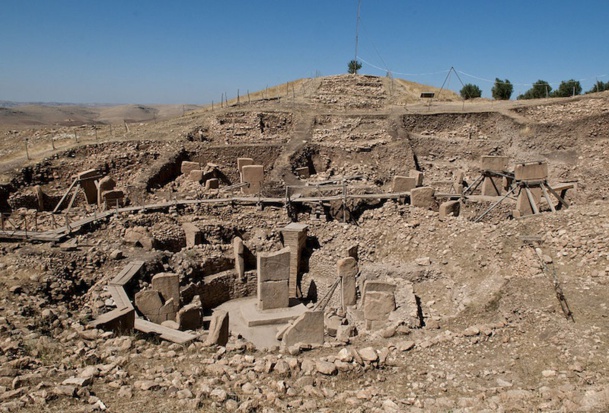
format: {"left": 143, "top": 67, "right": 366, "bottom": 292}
{"left": 586, "top": 80, "right": 609, "bottom": 94}
{"left": 551, "top": 79, "right": 582, "bottom": 97}
{"left": 518, "top": 80, "right": 552, "bottom": 100}
{"left": 348, "top": 60, "right": 362, "bottom": 74}
{"left": 491, "top": 78, "right": 513, "bottom": 100}
{"left": 460, "top": 83, "right": 482, "bottom": 100}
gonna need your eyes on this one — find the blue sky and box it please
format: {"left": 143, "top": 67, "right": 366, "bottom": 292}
{"left": 1, "top": 1, "right": 608, "bottom": 104}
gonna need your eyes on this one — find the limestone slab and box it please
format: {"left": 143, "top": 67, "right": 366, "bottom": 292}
{"left": 410, "top": 186, "right": 435, "bottom": 209}
{"left": 392, "top": 176, "right": 417, "bottom": 192}
{"left": 205, "top": 178, "right": 219, "bottom": 190}
{"left": 135, "top": 290, "right": 163, "bottom": 323}
{"left": 282, "top": 310, "right": 324, "bottom": 347}
{"left": 241, "top": 165, "right": 264, "bottom": 195}
{"left": 363, "top": 291, "right": 396, "bottom": 321}
{"left": 480, "top": 156, "right": 509, "bottom": 171}
{"left": 409, "top": 170, "right": 424, "bottom": 186}
{"left": 90, "top": 306, "right": 135, "bottom": 334}
{"left": 237, "top": 158, "right": 254, "bottom": 173}
{"left": 257, "top": 248, "right": 290, "bottom": 282}
{"left": 152, "top": 273, "right": 180, "bottom": 310}
{"left": 439, "top": 200, "right": 460, "bottom": 220}
{"left": 514, "top": 162, "right": 548, "bottom": 181}
{"left": 205, "top": 310, "right": 229, "bottom": 346}
{"left": 177, "top": 303, "right": 203, "bottom": 331}
{"left": 257, "top": 280, "right": 289, "bottom": 310}
{"left": 77, "top": 169, "right": 100, "bottom": 204}
{"left": 234, "top": 237, "right": 245, "bottom": 280}
{"left": 181, "top": 161, "right": 200, "bottom": 175}
{"left": 338, "top": 257, "right": 358, "bottom": 306}
{"left": 182, "top": 223, "right": 202, "bottom": 248}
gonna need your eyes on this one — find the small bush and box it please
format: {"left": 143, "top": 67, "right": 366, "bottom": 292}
{"left": 348, "top": 60, "right": 362, "bottom": 74}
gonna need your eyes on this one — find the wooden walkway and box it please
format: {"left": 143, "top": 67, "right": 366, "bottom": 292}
{"left": 0, "top": 191, "right": 412, "bottom": 242}
{"left": 0, "top": 182, "right": 574, "bottom": 243}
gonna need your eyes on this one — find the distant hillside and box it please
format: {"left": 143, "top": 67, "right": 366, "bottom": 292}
{"left": 0, "top": 75, "right": 460, "bottom": 127}
{"left": 0, "top": 100, "right": 113, "bottom": 108}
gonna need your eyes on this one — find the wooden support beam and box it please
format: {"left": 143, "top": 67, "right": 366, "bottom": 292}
{"left": 541, "top": 184, "right": 556, "bottom": 213}
{"left": 524, "top": 187, "right": 540, "bottom": 214}
{"left": 53, "top": 178, "right": 79, "bottom": 214}
{"left": 546, "top": 185, "right": 570, "bottom": 209}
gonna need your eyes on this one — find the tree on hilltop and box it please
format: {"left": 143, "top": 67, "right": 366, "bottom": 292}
{"left": 518, "top": 80, "right": 551, "bottom": 100}
{"left": 551, "top": 79, "right": 582, "bottom": 97}
{"left": 586, "top": 80, "right": 609, "bottom": 94}
{"left": 491, "top": 78, "right": 513, "bottom": 100}
{"left": 348, "top": 60, "right": 362, "bottom": 74}
{"left": 460, "top": 83, "right": 482, "bottom": 100}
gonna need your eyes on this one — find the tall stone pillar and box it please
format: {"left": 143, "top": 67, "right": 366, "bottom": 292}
{"left": 281, "top": 223, "right": 308, "bottom": 298}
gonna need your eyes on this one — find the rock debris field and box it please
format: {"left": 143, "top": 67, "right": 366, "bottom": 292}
{"left": 0, "top": 75, "right": 609, "bottom": 412}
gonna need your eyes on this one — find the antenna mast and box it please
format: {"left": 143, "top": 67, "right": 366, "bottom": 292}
{"left": 354, "top": 0, "right": 361, "bottom": 74}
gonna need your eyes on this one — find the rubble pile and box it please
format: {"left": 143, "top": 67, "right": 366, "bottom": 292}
{"left": 312, "top": 75, "right": 387, "bottom": 109}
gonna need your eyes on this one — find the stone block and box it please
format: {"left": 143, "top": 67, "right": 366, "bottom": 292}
{"left": 102, "top": 190, "right": 124, "bottom": 210}
{"left": 392, "top": 282, "right": 422, "bottom": 328}
{"left": 409, "top": 170, "right": 424, "bottom": 186}
{"left": 205, "top": 310, "right": 229, "bottom": 346}
{"left": 181, "top": 161, "right": 200, "bottom": 175}
{"left": 481, "top": 176, "right": 502, "bottom": 196}
{"left": 77, "top": 169, "right": 100, "bottom": 204}
{"left": 135, "top": 290, "right": 164, "bottom": 323}
{"left": 90, "top": 306, "right": 135, "bottom": 334}
{"left": 152, "top": 273, "right": 180, "bottom": 310}
{"left": 282, "top": 311, "right": 324, "bottom": 348}
{"left": 480, "top": 156, "right": 509, "bottom": 171}
{"left": 439, "top": 201, "right": 460, "bottom": 220}
{"left": 124, "top": 226, "right": 154, "bottom": 250}
{"left": 295, "top": 166, "right": 310, "bottom": 178}
{"left": 182, "top": 223, "right": 202, "bottom": 248}
{"left": 188, "top": 170, "right": 204, "bottom": 183}
{"left": 237, "top": 158, "right": 254, "bottom": 173}
{"left": 234, "top": 237, "right": 245, "bottom": 280}
{"left": 363, "top": 291, "right": 396, "bottom": 322}
{"left": 159, "top": 298, "right": 176, "bottom": 322}
{"left": 452, "top": 171, "right": 465, "bottom": 195}
{"left": 257, "top": 248, "right": 290, "bottom": 282}
{"left": 345, "top": 244, "right": 359, "bottom": 260}
{"left": 515, "top": 187, "right": 542, "bottom": 216}
{"left": 363, "top": 281, "right": 397, "bottom": 305}
{"left": 34, "top": 185, "right": 45, "bottom": 211}
{"left": 514, "top": 162, "right": 548, "bottom": 182}
{"left": 281, "top": 223, "right": 308, "bottom": 298}
{"left": 241, "top": 165, "right": 264, "bottom": 195}
{"left": 258, "top": 280, "right": 289, "bottom": 310}
{"left": 205, "top": 178, "right": 219, "bottom": 190}
{"left": 392, "top": 176, "right": 417, "bottom": 192}
{"left": 410, "top": 186, "right": 435, "bottom": 209}
{"left": 177, "top": 303, "right": 202, "bottom": 331}
{"left": 338, "top": 257, "right": 358, "bottom": 306}
{"left": 96, "top": 176, "right": 116, "bottom": 207}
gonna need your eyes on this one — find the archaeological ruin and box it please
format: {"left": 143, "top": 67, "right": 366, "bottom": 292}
{"left": 0, "top": 74, "right": 608, "bottom": 411}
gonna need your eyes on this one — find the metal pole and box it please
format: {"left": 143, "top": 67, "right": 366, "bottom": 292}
{"left": 354, "top": 0, "right": 361, "bottom": 74}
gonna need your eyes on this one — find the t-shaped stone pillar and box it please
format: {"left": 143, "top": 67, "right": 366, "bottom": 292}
{"left": 281, "top": 223, "right": 308, "bottom": 298}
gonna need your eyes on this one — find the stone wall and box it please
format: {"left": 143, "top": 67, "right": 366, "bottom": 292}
{"left": 199, "top": 270, "right": 257, "bottom": 310}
